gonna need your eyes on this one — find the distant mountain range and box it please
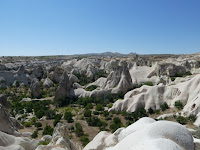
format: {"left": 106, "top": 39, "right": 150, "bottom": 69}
{"left": 74, "top": 52, "right": 137, "bottom": 57}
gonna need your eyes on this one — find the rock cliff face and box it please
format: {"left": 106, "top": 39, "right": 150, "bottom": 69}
{"left": 0, "top": 94, "right": 22, "bottom": 135}
{"left": 84, "top": 117, "right": 194, "bottom": 150}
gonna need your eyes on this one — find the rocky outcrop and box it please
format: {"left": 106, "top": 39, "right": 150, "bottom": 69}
{"left": 43, "top": 78, "right": 53, "bottom": 88}
{"left": 54, "top": 72, "right": 71, "bottom": 102}
{"left": 109, "top": 84, "right": 167, "bottom": 112}
{"left": 156, "top": 63, "right": 187, "bottom": 77}
{"left": 0, "top": 94, "right": 22, "bottom": 135}
{"left": 50, "top": 66, "right": 64, "bottom": 83}
{"left": 30, "top": 78, "right": 41, "bottom": 98}
{"left": 103, "top": 60, "right": 133, "bottom": 94}
{"left": 84, "top": 117, "right": 194, "bottom": 150}
{"left": 36, "top": 123, "right": 78, "bottom": 150}
{"left": 0, "top": 130, "right": 38, "bottom": 150}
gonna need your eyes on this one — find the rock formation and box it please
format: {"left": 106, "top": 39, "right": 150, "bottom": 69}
{"left": 36, "top": 123, "right": 78, "bottom": 150}
{"left": 54, "top": 72, "right": 71, "bottom": 102}
{"left": 0, "top": 94, "right": 22, "bottom": 135}
{"left": 84, "top": 117, "right": 194, "bottom": 150}
{"left": 30, "top": 78, "right": 41, "bottom": 98}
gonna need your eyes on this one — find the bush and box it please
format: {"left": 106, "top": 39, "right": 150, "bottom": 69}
{"left": 42, "top": 125, "right": 54, "bottom": 135}
{"left": 95, "top": 104, "right": 104, "bottom": 111}
{"left": 80, "top": 135, "right": 90, "bottom": 146}
{"left": 38, "top": 139, "right": 51, "bottom": 145}
{"left": 174, "top": 101, "right": 183, "bottom": 110}
{"left": 35, "top": 122, "right": 42, "bottom": 128}
{"left": 148, "top": 108, "right": 154, "bottom": 114}
{"left": 45, "top": 109, "right": 56, "bottom": 119}
{"left": 103, "top": 111, "right": 109, "bottom": 117}
{"left": 188, "top": 114, "right": 197, "bottom": 122}
{"left": 84, "top": 110, "right": 92, "bottom": 117}
{"left": 85, "top": 85, "right": 98, "bottom": 91}
{"left": 93, "top": 111, "right": 99, "bottom": 115}
{"left": 69, "top": 125, "right": 75, "bottom": 132}
{"left": 109, "top": 117, "right": 123, "bottom": 133}
{"left": 64, "top": 111, "right": 74, "bottom": 123}
{"left": 160, "top": 102, "right": 169, "bottom": 111}
{"left": 137, "top": 107, "right": 148, "bottom": 118}
{"left": 35, "top": 109, "right": 46, "bottom": 119}
{"left": 85, "top": 103, "right": 93, "bottom": 110}
{"left": 171, "top": 77, "right": 176, "bottom": 81}
{"left": 24, "top": 122, "right": 32, "bottom": 127}
{"left": 186, "top": 71, "right": 192, "bottom": 76}
{"left": 53, "top": 114, "right": 63, "bottom": 126}
{"left": 144, "top": 82, "right": 153, "bottom": 86}
{"left": 176, "top": 116, "right": 188, "bottom": 125}
{"left": 75, "top": 123, "right": 84, "bottom": 137}
{"left": 31, "top": 130, "right": 38, "bottom": 138}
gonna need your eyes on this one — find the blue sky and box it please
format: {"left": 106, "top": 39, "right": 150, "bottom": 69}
{"left": 0, "top": 0, "right": 199, "bottom": 56}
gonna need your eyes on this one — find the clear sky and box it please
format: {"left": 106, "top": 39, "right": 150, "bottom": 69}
{"left": 0, "top": 0, "right": 200, "bottom": 56}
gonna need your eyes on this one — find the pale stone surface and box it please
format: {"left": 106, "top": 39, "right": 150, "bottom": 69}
{"left": 84, "top": 117, "right": 194, "bottom": 150}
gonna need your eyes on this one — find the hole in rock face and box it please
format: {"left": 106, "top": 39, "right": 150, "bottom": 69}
{"left": 192, "top": 104, "right": 196, "bottom": 110}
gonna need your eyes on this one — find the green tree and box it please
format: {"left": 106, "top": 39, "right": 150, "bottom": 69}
{"left": 64, "top": 111, "right": 74, "bottom": 123}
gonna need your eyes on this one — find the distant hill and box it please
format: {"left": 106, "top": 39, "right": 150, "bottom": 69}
{"left": 74, "top": 52, "right": 137, "bottom": 57}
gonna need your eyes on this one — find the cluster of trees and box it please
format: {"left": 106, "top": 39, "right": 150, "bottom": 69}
{"left": 74, "top": 123, "right": 90, "bottom": 146}
{"left": 74, "top": 69, "right": 107, "bottom": 86}
{"left": 110, "top": 117, "right": 123, "bottom": 133}
{"left": 85, "top": 85, "right": 99, "bottom": 91}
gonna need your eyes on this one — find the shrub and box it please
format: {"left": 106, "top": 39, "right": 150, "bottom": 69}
{"left": 103, "top": 111, "right": 109, "bottom": 117}
{"left": 148, "top": 108, "right": 154, "bottom": 114}
{"left": 31, "top": 130, "right": 38, "bottom": 138}
{"left": 24, "top": 122, "right": 32, "bottom": 127}
{"left": 95, "top": 104, "right": 104, "bottom": 111}
{"left": 45, "top": 109, "right": 56, "bottom": 119}
{"left": 109, "top": 117, "right": 123, "bottom": 133}
{"left": 75, "top": 123, "right": 84, "bottom": 137}
{"left": 53, "top": 114, "right": 63, "bottom": 127}
{"left": 186, "top": 71, "right": 192, "bottom": 76}
{"left": 176, "top": 116, "right": 188, "bottom": 125}
{"left": 69, "top": 125, "right": 75, "bottom": 132}
{"left": 42, "top": 125, "right": 54, "bottom": 135}
{"left": 93, "top": 111, "right": 99, "bottom": 115}
{"left": 144, "top": 82, "right": 153, "bottom": 86}
{"left": 85, "top": 85, "right": 98, "bottom": 91}
{"left": 35, "top": 109, "right": 45, "bottom": 119}
{"left": 188, "top": 114, "right": 197, "bottom": 122}
{"left": 85, "top": 103, "right": 93, "bottom": 110}
{"left": 80, "top": 135, "right": 90, "bottom": 146}
{"left": 176, "top": 72, "right": 183, "bottom": 77}
{"left": 64, "top": 111, "right": 74, "bottom": 123}
{"left": 38, "top": 139, "right": 51, "bottom": 145}
{"left": 171, "top": 77, "right": 176, "bottom": 81}
{"left": 174, "top": 101, "right": 183, "bottom": 110}
{"left": 84, "top": 110, "right": 92, "bottom": 117}
{"left": 160, "top": 102, "right": 169, "bottom": 111}
{"left": 137, "top": 107, "right": 148, "bottom": 118}
{"left": 35, "top": 122, "right": 42, "bottom": 128}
